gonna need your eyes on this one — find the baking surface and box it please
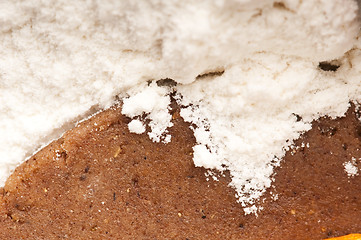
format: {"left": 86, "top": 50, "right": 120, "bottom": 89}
{"left": 0, "top": 103, "right": 360, "bottom": 239}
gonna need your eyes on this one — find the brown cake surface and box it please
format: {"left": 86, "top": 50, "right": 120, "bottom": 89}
{"left": 0, "top": 103, "right": 360, "bottom": 239}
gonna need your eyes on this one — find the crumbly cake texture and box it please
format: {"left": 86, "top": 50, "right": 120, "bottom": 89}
{"left": 0, "top": 104, "right": 360, "bottom": 239}
{"left": 1, "top": 1, "right": 361, "bottom": 212}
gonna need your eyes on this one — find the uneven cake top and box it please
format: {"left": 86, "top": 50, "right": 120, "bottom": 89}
{"left": 1, "top": 104, "right": 360, "bottom": 239}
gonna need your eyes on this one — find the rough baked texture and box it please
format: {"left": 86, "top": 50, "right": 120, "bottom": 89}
{"left": 0, "top": 104, "right": 360, "bottom": 239}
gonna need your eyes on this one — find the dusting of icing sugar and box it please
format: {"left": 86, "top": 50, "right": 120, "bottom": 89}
{"left": 128, "top": 119, "right": 145, "bottom": 134}
{"left": 343, "top": 157, "right": 359, "bottom": 177}
{"left": 174, "top": 49, "right": 361, "bottom": 213}
{"left": 122, "top": 82, "right": 173, "bottom": 143}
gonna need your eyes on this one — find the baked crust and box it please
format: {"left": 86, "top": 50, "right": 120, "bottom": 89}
{"left": 0, "top": 104, "right": 360, "bottom": 239}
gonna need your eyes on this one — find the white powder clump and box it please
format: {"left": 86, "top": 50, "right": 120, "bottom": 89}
{"left": 0, "top": 0, "right": 361, "bottom": 214}
{"left": 343, "top": 157, "right": 359, "bottom": 177}
{"left": 122, "top": 82, "right": 173, "bottom": 143}
{"left": 176, "top": 49, "right": 361, "bottom": 210}
{"left": 128, "top": 120, "right": 145, "bottom": 134}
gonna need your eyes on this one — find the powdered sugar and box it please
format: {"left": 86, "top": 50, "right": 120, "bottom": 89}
{"left": 344, "top": 157, "right": 359, "bottom": 177}
{"left": 175, "top": 50, "right": 361, "bottom": 212}
{"left": 122, "top": 82, "right": 173, "bottom": 143}
{"left": 128, "top": 120, "right": 145, "bottom": 134}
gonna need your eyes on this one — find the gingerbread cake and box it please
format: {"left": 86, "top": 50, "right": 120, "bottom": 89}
{"left": 0, "top": 103, "right": 360, "bottom": 239}
{"left": 1, "top": 1, "right": 361, "bottom": 239}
